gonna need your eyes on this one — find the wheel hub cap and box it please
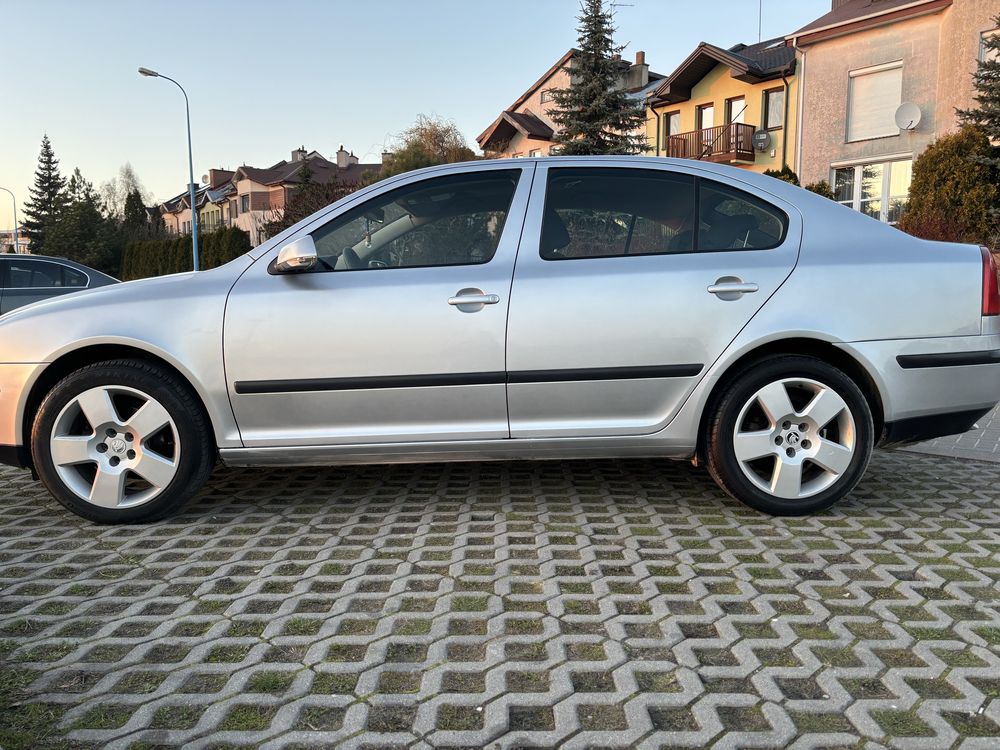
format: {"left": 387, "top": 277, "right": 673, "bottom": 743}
{"left": 732, "top": 377, "right": 856, "bottom": 501}
{"left": 49, "top": 385, "right": 180, "bottom": 510}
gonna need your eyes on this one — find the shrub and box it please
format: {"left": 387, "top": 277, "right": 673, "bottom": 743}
{"left": 762, "top": 166, "right": 800, "bottom": 186}
{"left": 804, "top": 181, "right": 834, "bottom": 200}
{"left": 120, "top": 226, "right": 251, "bottom": 281}
{"left": 897, "top": 125, "right": 1000, "bottom": 248}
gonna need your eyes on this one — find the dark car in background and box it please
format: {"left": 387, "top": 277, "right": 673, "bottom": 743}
{"left": 0, "top": 255, "right": 118, "bottom": 313}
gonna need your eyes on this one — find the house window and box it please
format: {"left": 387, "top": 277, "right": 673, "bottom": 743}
{"left": 529, "top": 149, "right": 542, "bottom": 157}
{"left": 231, "top": 199, "right": 238, "bottom": 218}
{"left": 847, "top": 62, "right": 903, "bottom": 142}
{"left": 833, "top": 158, "right": 912, "bottom": 224}
{"left": 540, "top": 89, "right": 554, "bottom": 103}
{"left": 982, "top": 29, "right": 999, "bottom": 63}
{"left": 696, "top": 103, "right": 715, "bottom": 130}
{"left": 726, "top": 97, "right": 747, "bottom": 125}
{"left": 763, "top": 88, "right": 784, "bottom": 130}
{"left": 662, "top": 111, "right": 681, "bottom": 148}
{"left": 511, "top": 153, "right": 524, "bottom": 158}
{"left": 240, "top": 195, "right": 250, "bottom": 213}
{"left": 548, "top": 146, "right": 561, "bottom": 156}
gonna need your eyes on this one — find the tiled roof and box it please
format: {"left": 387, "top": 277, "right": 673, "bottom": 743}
{"left": 650, "top": 38, "right": 795, "bottom": 105}
{"left": 791, "top": 0, "right": 951, "bottom": 39}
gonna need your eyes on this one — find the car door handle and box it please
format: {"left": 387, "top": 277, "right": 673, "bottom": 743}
{"left": 707, "top": 279, "right": 759, "bottom": 297}
{"left": 448, "top": 293, "right": 500, "bottom": 306}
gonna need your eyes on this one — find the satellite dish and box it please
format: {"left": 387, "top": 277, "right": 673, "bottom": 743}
{"left": 894, "top": 103, "right": 922, "bottom": 131}
{"left": 752, "top": 130, "right": 772, "bottom": 152}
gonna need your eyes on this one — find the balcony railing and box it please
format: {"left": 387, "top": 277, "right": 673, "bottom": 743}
{"left": 665, "top": 122, "right": 756, "bottom": 164}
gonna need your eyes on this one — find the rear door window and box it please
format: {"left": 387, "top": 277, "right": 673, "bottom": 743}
{"left": 540, "top": 168, "right": 787, "bottom": 259}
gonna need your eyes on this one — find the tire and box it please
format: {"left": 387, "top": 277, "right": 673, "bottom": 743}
{"left": 31, "top": 359, "right": 215, "bottom": 524}
{"left": 705, "top": 355, "right": 873, "bottom": 516}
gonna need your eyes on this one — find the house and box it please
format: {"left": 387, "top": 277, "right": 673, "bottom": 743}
{"left": 155, "top": 146, "right": 380, "bottom": 246}
{"left": 644, "top": 38, "right": 798, "bottom": 173}
{"left": 477, "top": 50, "right": 663, "bottom": 158}
{"left": 0, "top": 228, "right": 31, "bottom": 254}
{"left": 789, "top": 0, "right": 999, "bottom": 223}
{"left": 230, "top": 146, "right": 379, "bottom": 245}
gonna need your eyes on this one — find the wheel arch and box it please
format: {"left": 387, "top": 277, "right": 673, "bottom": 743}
{"left": 21, "top": 343, "right": 217, "bottom": 466}
{"left": 695, "top": 337, "right": 886, "bottom": 462}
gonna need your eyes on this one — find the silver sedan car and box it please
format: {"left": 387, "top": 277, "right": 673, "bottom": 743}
{"left": 0, "top": 156, "right": 996, "bottom": 523}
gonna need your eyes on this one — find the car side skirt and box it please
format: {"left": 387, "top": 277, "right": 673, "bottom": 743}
{"left": 220, "top": 435, "right": 697, "bottom": 467}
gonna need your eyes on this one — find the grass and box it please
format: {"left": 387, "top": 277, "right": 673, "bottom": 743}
{"left": 219, "top": 704, "right": 277, "bottom": 732}
{"left": 72, "top": 703, "right": 134, "bottom": 730}
{"left": 246, "top": 671, "right": 296, "bottom": 693}
{"left": 0, "top": 658, "right": 67, "bottom": 749}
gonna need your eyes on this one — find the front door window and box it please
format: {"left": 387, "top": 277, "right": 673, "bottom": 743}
{"left": 309, "top": 171, "right": 520, "bottom": 272}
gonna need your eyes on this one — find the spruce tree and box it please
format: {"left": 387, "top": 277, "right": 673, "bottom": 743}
{"left": 22, "top": 134, "right": 68, "bottom": 252}
{"left": 122, "top": 189, "right": 147, "bottom": 239}
{"left": 959, "top": 16, "right": 1000, "bottom": 169}
{"left": 549, "top": 0, "right": 646, "bottom": 155}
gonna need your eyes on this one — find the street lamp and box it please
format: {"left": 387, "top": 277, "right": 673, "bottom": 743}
{"left": 138, "top": 66, "right": 199, "bottom": 271}
{"left": 0, "top": 186, "right": 20, "bottom": 254}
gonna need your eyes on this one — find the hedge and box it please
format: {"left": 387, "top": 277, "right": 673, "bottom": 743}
{"left": 120, "top": 226, "right": 252, "bottom": 280}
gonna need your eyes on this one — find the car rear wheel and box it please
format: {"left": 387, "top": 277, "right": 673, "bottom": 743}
{"left": 31, "top": 359, "right": 215, "bottom": 523}
{"left": 705, "top": 356, "right": 874, "bottom": 515}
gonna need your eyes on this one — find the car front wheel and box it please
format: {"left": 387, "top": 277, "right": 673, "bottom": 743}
{"left": 31, "top": 359, "right": 215, "bottom": 523}
{"left": 705, "top": 356, "right": 874, "bottom": 515}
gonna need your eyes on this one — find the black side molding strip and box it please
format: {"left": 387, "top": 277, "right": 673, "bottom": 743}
{"left": 896, "top": 349, "right": 1000, "bottom": 369}
{"left": 235, "top": 372, "right": 506, "bottom": 395}
{"left": 234, "top": 364, "right": 704, "bottom": 395}
{"left": 506, "top": 364, "right": 703, "bottom": 384}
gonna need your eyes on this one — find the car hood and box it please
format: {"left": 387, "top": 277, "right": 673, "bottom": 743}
{"left": 0, "top": 258, "right": 252, "bottom": 326}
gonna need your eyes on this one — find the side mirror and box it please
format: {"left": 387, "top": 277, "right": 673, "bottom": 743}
{"left": 273, "top": 236, "right": 318, "bottom": 274}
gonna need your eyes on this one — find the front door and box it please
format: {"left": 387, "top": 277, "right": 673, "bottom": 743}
{"left": 505, "top": 162, "right": 800, "bottom": 438}
{"left": 224, "top": 164, "right": 533, "bottom": 447}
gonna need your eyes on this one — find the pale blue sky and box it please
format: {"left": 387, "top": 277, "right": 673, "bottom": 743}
{"left": 0, "top": 0, "right": 828, "bottom": 230}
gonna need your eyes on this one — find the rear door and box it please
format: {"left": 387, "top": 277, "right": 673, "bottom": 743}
{"left": 505, "top": 161, "right": 800, "bottom": 438}
{"left": 1, "top": 258, "right": 87, "bottom": 313}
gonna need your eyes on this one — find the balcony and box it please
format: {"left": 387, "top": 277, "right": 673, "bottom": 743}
{"left": 665, "top": 122, "right": 756, "bottom": 164}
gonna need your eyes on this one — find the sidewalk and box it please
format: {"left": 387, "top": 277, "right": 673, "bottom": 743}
{"left": 904, "top": 405, "right": 1000, "bottom": 463}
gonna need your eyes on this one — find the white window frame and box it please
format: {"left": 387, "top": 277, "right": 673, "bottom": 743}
{"left": 830, "top": 154, "right": 913, "bottom": 224}
{"left": 528, "top": 149, "right": 542, "bottom": 157}
{"left": 540, "top": 89, "right": 554, "bottom": 103}
{"left": 982, "top": 29, "right": 999, "bottom": 63}
{"left": 846, "top": 60, "right": 903, "bottom": 143}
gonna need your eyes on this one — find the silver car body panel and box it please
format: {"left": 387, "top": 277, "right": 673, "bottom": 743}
{"left": 0, "top": 156, "right": 995, "bottom": 467}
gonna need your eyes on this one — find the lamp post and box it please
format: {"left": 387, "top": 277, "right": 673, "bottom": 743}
{"left": 138, "top": 67, "right": 199, "bottom": 271}
{"left": 0, "top": 186, "right": 20, "bottom": 254}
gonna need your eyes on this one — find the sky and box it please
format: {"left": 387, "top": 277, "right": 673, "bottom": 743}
{"left": 0, "top": 0, "right": 829, "bottom": 230}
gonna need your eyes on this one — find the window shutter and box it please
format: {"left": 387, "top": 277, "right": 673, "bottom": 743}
{"left": 848, "top": 65, "right": 902, "bottom": 141}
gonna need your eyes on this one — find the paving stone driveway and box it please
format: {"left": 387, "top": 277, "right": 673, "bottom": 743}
{"left": 2, "top": 451, "right": 1000, "bottom": 749}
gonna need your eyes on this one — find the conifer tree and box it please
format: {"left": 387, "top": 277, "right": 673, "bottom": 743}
{"left": 21, "top": 134, "right": 68, "bottom": 251}
{"left": 959, "top": 16, "right": 1000, "bottom": 169}
{"left": 549, "top": 0, "right": 646, "bottom": 155}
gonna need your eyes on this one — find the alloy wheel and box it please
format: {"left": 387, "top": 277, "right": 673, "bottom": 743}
{"left": 732, "top": 377, "right": 855, "bottom": 500}
{"left": 49, "top": 385, "right": 180, "bottom": 509}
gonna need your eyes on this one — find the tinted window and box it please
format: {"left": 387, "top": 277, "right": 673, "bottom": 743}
{"left": 699, "top": 180, "right": 786, "bottom": 250}
{"left": 309, "top": 170, "right": 520, "bottom": 272}
{"left": 7, "top": 260, "right": 62, "bottom": 288}
{"left": 541, "top": 169, "right": 787, "bottom": 259}
{"left": 541, "top": 168, "right": 696, "bottom": 259}
{"left": 63, "top": 267, "right": 88, "bottom": 287}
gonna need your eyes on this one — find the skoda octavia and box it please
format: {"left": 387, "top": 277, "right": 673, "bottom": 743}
{"left": 0, "top": 157, "right": 996, "bottom": 523}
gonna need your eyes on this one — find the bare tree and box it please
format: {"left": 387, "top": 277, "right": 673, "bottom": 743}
{"left": 100, "top": 163, "right": 153, "bottom": 219}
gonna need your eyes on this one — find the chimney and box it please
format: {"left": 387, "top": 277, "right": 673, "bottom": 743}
{"left": 626, "top": 50, "right": 650, "bottom": 91}
{"left": 291, "top": 146, "right": 306, "bottom": 162}
{"left": 336, "top": 144, "right": 350, "bottom": 168}
{"left": 832, "top": 0, "right": 852, "bottom": 9}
